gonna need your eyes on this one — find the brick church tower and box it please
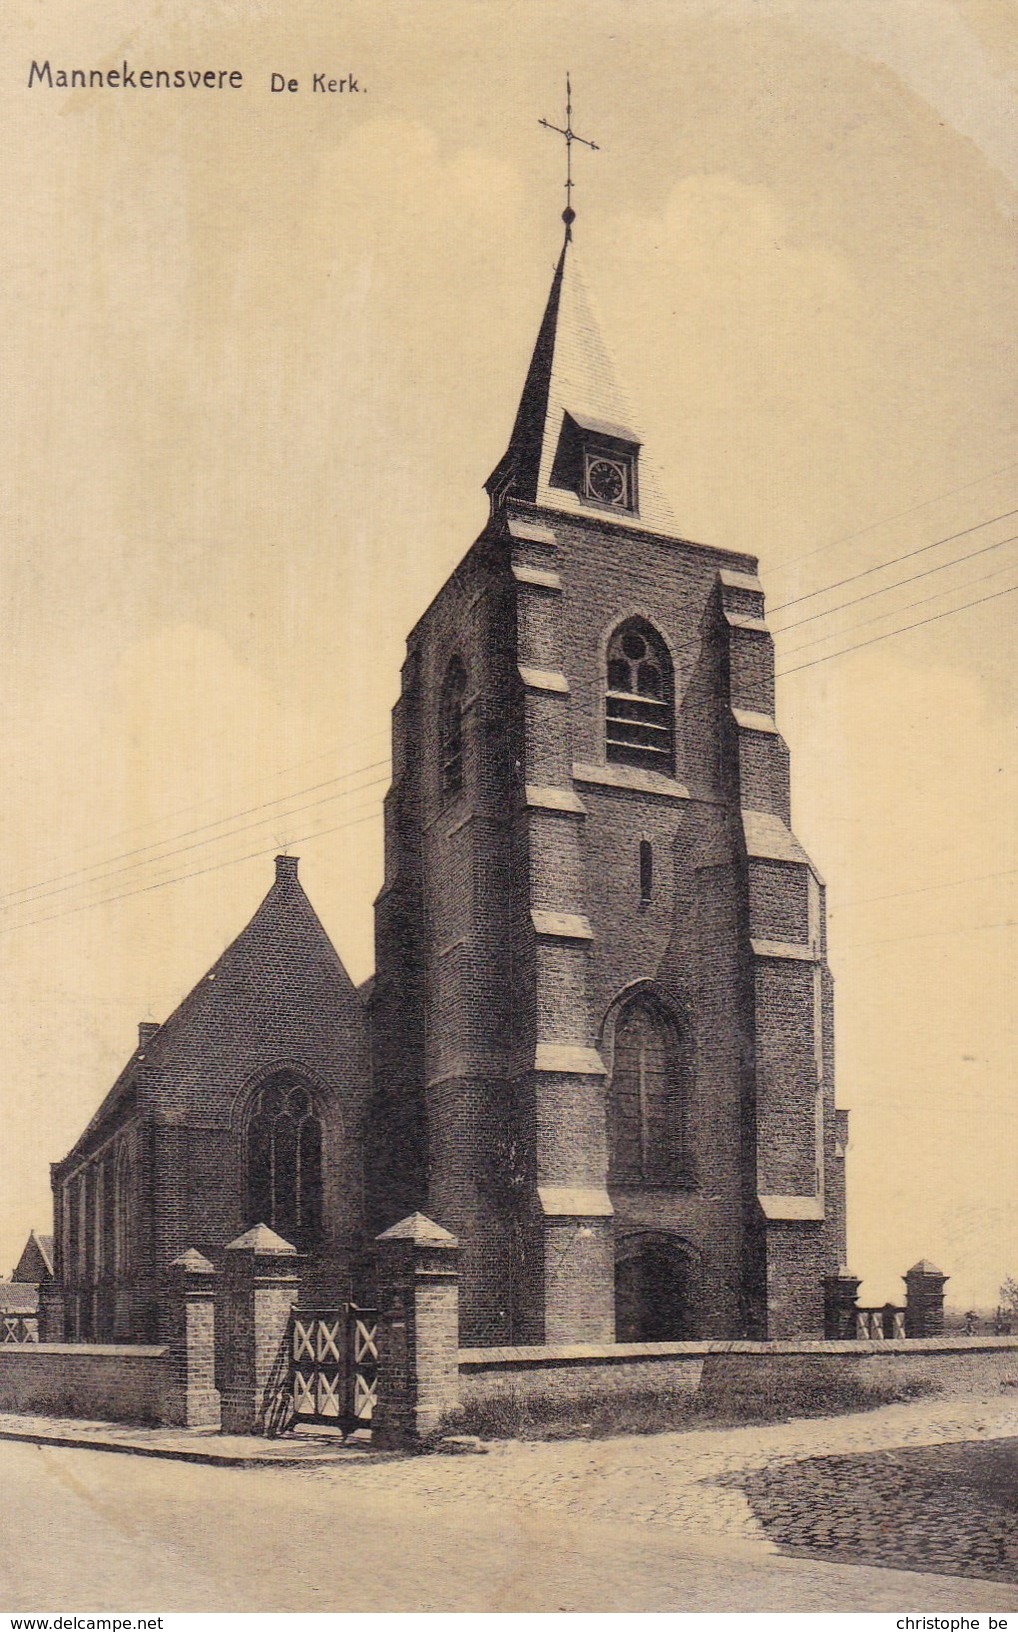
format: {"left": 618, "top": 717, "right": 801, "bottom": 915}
{"left": 370, "top": 221, "right": 847, "bottom": 1347}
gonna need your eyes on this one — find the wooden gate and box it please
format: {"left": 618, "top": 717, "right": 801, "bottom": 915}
{"left": 1, "top": 1313, "right": 38, "bottom": 1343}
{"left": 290, "top": 1304, "right": 378, "bottom": 1430}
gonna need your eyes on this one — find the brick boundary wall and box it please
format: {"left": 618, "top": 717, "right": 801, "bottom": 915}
{"left": 0, "top": 1343, "right": 172, "bottom": 1424}
{"left": 459, "top": 1336, "right": 1018, "bottom": 1412}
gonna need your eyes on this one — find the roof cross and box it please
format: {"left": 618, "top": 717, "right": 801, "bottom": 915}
{"left": 539, "top": 74, "right": 599, "bottom": 239}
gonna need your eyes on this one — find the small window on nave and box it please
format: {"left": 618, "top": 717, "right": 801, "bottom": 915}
{"left": 605, "top": 620, "right": 674, "bottom": 774}
{"left": 246, "top": 1073, "right": 323, "bottom": 1247}
{"left": 439, "top": 656, "right": 468, "bottom": 801}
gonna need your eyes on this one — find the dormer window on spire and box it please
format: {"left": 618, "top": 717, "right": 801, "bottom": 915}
{"left": 550, "top": 412, "right": 640, "bottom": 515}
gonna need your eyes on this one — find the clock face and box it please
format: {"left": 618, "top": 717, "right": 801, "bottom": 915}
{"left": 586, "top": 456, "right": 627, "bottom": 506}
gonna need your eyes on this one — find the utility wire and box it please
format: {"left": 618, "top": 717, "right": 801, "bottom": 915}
{"left": 830, "top": 866, "right": 1018, "bottom": 913}
{"left": 21, "top": 723, "right": 392, "bottom": 876}
{"left": 768, "top": 507, "right": 1018, "bottom": 616}
{"left": 2, "top": 771, "right": 392, "bottom": 915}
{"left": 13, "top": 512, "right": 1008, "bottom": 907}
{"left": 771, "top": 531, "right": 1018, "bottom": 638}
{"left": 776, "top": 582, "right": 1018, "bottom": 678}
{"left": 839, "top": 919, "right": 1018, "bottom": 951}
{"left": 777, "top": 560, "right": 1018, "bottom": 661}
{"left": 2, "top": 753, "right": 391, "bottom": 905}
{"left": 767, "top": 455, "right": 1018, "bottom": 578}
{"left": 0, "top": 807, "right": 386, "bottom": 937}
{"left": 8, "top": 507, "right": 1018, "bottom": 923}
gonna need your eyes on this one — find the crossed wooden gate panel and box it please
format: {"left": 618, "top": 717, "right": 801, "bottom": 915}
{"left": 290, "top": 1305, "right": 378, "bottom": 1429}
{"left": 2, "top": 1314, "right": 38, "bottom": 1343}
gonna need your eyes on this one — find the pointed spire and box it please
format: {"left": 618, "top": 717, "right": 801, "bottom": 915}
{"left": 485, "top": 235, "right": 675, "bottom": 533}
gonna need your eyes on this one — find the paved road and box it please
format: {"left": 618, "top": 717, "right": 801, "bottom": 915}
{"left": 737, "top": 1438, "right": 1018, "bottom": 1583}
{"left": 4, "top": 1391, "right": 1018, "bottom": 1613}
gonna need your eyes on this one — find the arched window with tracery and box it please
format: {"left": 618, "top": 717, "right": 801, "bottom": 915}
{"left": 439, "top": 656, "right": 468, "bottom": 800}
{"left": 605, "top": 619, "right": 674, "bottom": 774}
{"left": 246, "top": 1072, "right": 323, "bottom": 1247}
{"left": 607, "top": 995, "right": 689, "bottom": 1186}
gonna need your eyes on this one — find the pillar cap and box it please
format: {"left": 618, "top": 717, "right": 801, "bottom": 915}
{"left": 170, "top": 1247, "right": 215, "bottom": 1273}
{"left": 375, "top": 1212, "right": 458, "bottom": 1248}
{"left": 225, "top": 1223, "right": 297, "bottom": 1255}
{"left": 905, "top": 1258, "right": 947, "bottom": 1277}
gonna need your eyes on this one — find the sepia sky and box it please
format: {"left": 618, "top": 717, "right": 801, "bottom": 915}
{"left": 1, "top": 0, "right": 1015, "bottom": 1306}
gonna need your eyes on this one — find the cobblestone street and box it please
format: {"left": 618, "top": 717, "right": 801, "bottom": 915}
{"left": 3, "top": 1391, "right": 1017, "bottom": 1611}
{"left": 301, "top": 1387, "right": 1018, "bottom": 1569}
{"left": 734, "top": 1437, "right": 1018, "bottom": 1583}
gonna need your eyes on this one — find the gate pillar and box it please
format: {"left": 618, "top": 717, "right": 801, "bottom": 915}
{"left": 218, "top": 1224, "right": 299, "bottom": 1435}
{"left": 904, "top": 1259, "right": 948, "bottom": 1338}
{"left": 372, "top": 1213, "right": 460, "bottom": 1446}
{"left": 822, "top": 1268, "right": 861, "bottom": 1340}
{"left": 164, "top": 1249, "right": 220, "bottom": 1428}
{"left": 38, "top": 1281, "right": 66, "bottom": 1344}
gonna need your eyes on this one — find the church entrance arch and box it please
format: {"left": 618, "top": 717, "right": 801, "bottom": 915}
{"left": 615, "top": 1233, "right": 697, "bottom": 1342}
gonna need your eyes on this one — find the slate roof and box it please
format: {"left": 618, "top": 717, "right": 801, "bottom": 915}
{"left": 485, "top": 232, "right": 676, "bottom": 534}
{"left": 11, "top": 1230, "right": 54, "bottom": 1283}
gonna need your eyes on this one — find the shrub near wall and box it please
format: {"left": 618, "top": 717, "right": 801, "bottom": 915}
{"left": 0, "top": 1344, "right": 172, "bottom": 1425}
{"left": 697, "top": 1339, "right": 1018, "bottom": 1419}
{"left": 455, "top": 1338, "right": 1018, "bottom": 1440}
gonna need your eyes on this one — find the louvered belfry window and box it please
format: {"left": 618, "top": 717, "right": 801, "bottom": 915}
{"left": 605, "top": 619, "right": 674, "bottom": 773}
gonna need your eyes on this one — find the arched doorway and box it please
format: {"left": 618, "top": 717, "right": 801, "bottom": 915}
{"left": 615, "top": 1236, "right": 696, "bottom": 1341}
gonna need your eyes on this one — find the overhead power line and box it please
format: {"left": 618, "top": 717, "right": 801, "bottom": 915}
{"left": 777, "top": 560, "right": 1018, "bottom": 660}
{"left": 2, "top": 754, "right": 392, "bottom": 906}
{"left": 839, "top": 918, "right": 1018, "bottom": 951}
{"left": 768, "top": 507, "right": 1018, "bottom": 616}
{"left": 21, "top": 723, "right": 392, "bottom": 879}
{"left": 831, "top": 866, "right": 1018, "bottom": 913}
{"left": 772, "top": 531, "right": 1018, "bottom": 639}
{"left": 0, "top": 806, "right": 386, "bottom": 937}
{"left": 767, "top": 453, "right": 1018, "bottom": 578}
{"left": 2, "top": 770, "right": 393, "bottom": 916}
{"left": 776, "top": 582, "right": 1018, "bottom": 678}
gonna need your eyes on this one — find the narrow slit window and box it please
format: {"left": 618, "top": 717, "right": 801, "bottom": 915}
{"left": 639, "top": 840, "right": 653, "bottom": 902}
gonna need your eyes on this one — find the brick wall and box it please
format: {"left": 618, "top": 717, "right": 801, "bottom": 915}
{"left": 0, "top": 1344, "right": 172, "bottom": 1424}
{"left": 459, "top": 1337, "right": 1018, "bottom": 1413}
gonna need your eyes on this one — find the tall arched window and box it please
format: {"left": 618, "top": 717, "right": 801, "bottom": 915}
{"left": 246, "top": 1072, "right": 323, "bottom": 1247}
{"left": 439, "top": 656, "right": 468, "bottom": 800}
{"left": 606, "top": 619, "right": 674, "bottom": 773}
{"left": 607, "top": 995, "right": 689, "bottom": 1185}
{"left": 115, "top": 1145, "right": 135, "bottom": 1278}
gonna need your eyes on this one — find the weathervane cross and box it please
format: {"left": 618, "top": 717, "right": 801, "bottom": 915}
{"left": 539, "top": 73, "right": 599, "bottom": 238}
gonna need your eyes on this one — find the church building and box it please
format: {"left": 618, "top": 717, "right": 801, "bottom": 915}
{"left": 50, "top": 210, "right": 847, "bottom": 1351}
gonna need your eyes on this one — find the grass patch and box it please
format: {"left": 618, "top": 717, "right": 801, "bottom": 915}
{"left": 447, "top": 1373, "right": 938, "bottom": 1443}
